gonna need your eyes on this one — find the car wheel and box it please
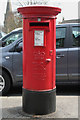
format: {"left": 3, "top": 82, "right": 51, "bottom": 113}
{"left": 0, "top": 70, "right": 11, "bottom": 95}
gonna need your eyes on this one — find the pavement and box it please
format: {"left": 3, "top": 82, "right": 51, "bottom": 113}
{"left": 0, "top": 96, "right": 79, "bottom": 120}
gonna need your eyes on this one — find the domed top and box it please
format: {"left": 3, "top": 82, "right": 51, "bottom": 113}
{"left": 17, "top": 6, "right": 61, "bottom": 18}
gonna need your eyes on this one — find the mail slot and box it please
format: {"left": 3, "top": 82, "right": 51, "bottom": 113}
{"left": 18, "top": 6, "right": 61, "bottom": 115}
{"left": 30, "top": 22, "right": 49, "bottom": 26}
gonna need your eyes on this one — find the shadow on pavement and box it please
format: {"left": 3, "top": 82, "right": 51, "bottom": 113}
{"left": 56, "top": 85, "right": 79, "bottom": 96}
{"left": 7, "top": 86, "right": 22, "bottom": 96}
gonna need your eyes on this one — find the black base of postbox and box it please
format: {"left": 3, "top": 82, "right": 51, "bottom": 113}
{"left": 22, "top": 88, "right": 56, "bottom": 115}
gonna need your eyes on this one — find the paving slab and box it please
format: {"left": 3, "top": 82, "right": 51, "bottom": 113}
{"left": 0, "top": 96, "right": 78, "bottom": 120}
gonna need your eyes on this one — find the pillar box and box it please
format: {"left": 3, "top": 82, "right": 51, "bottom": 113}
{"left": 18, "top": 6, "right": 61, "bottom": 115}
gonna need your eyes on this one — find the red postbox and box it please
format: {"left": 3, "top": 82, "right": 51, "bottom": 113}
{"left": 18, "top": 6, "right": 61, "bottom": 115}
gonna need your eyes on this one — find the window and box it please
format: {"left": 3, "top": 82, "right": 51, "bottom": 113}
{"left": 72, "top": 27, "right": 80, "bottom": 47}
{"left": 2, "top": 32, "right": 22, "bottom": 47}
{"left": 56, "top": 27, "right": 66, "bottom": 48}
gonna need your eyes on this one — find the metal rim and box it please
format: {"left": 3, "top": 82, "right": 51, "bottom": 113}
{"left": 0, "top": 75, "right": 5, "bottom": 92}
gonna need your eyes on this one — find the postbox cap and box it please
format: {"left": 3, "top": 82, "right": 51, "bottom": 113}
{"left": 18, "top": 6, "right": 61, "bottom": 18}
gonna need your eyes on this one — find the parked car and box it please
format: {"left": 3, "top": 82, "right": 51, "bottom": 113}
{"left": 0, "top": 23, "right": 80, "bottom": 95}
{"left": 0, "top": 31, "right": 6, "bottom": 39}
{"left": 0, "top": 28, "right": 22, "bottom": 47}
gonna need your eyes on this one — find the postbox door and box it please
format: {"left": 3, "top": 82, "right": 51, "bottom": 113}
{"left": 31, "top": 29, "right": 55, "bottom": 90}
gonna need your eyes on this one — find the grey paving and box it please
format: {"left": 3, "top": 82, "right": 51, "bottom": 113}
{"left": 0, "top": 96, "right": 78, "bottom": 119}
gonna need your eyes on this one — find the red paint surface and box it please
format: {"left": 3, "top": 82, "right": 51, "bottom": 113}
{"left": 18, "top": 6, "right": 61, "bottom": 91}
